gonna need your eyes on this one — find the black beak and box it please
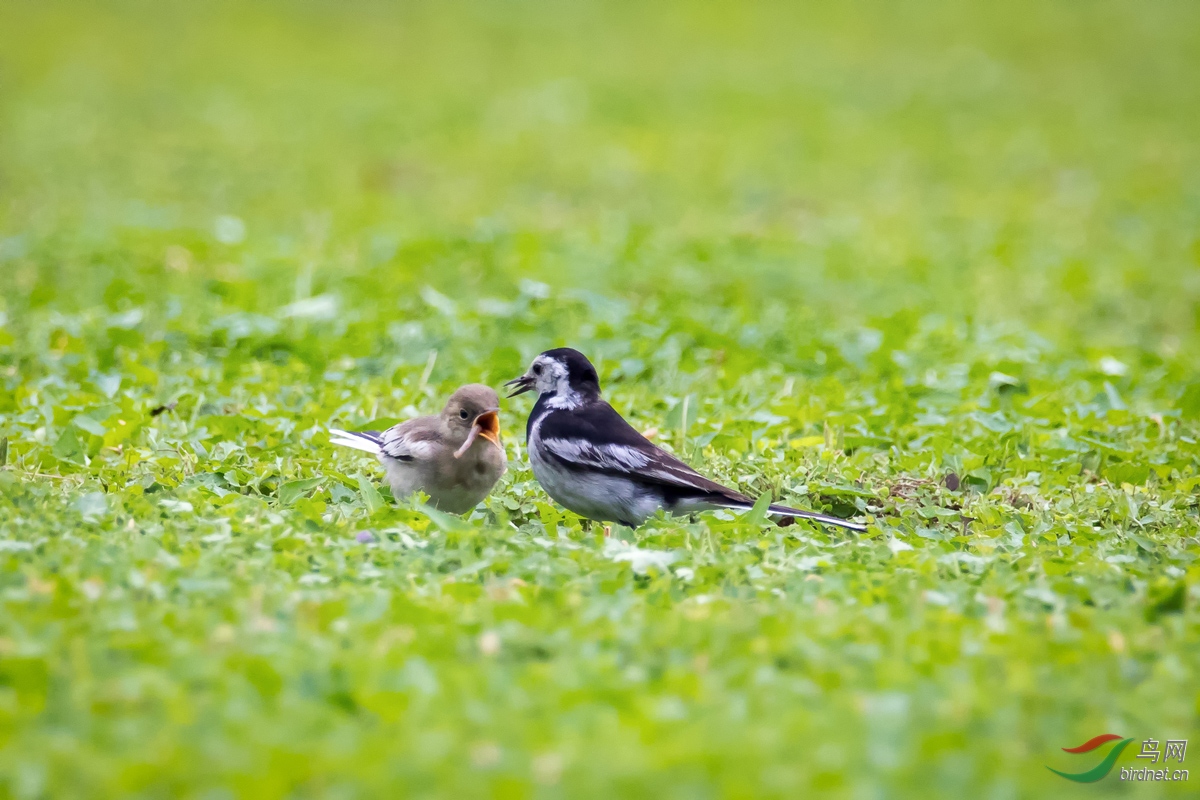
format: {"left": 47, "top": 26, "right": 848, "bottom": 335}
{"left": 504, "top": 375, "right": 535, "bottom": 398}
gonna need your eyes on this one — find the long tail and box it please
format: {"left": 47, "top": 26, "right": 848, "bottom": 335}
{"left": 715, "top": 496, "right": 868, "bottom": 532}
{"left": 329, "top": 429, "right": 383, "bottom": 455}
{"left": 767, "top": 503, "right": 868, "bottom": 532}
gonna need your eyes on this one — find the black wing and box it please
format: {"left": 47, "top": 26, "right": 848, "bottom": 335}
{"left": 536, "top": 401, "right": 747, "bottom": 503}
{"left": 537, "top": 401, "right": 869, "bottom": 532}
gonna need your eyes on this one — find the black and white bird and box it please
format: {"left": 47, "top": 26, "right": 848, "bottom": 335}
{"left": 329, "top": 384, "right": 506, "bottom": 514}
{"left": 505, "top": 348, "right": 867, "bottom": 531}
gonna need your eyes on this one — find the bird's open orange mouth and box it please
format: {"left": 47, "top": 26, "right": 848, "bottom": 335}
{"left": 474, "top": 410, "right": 500, "bottom": 446}
{"left": 453, "top": 409, "right": 502, "bottom": 458}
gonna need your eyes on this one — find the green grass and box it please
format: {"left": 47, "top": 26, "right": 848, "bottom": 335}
{"left": 2, "top": 1, "right": 1199, "bottom": 797}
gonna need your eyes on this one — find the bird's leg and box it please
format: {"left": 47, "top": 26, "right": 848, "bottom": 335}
{"left": 603, "top": 525, "right": 611, "bottom": 538}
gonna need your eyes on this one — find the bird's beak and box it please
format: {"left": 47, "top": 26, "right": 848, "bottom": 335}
{"left": 504, "top": 374, "right": 535, "bottom": 398}
{"left": 453, "top": 408, "right": 502, "bottom": 458}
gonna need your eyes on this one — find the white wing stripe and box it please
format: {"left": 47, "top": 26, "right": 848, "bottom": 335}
{"left": 542, "top": 438, "right": 651, "bottom": 472}
{"left": 646, "top": 466, "right": 708, "bottom": 487}
{"left": 541, "top": 437, "right": 720, "bottom": 492}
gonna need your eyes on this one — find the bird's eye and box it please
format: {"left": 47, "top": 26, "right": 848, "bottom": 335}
{"left": 532, "top": 364, "right": 543, "bottom": 376}
{"left": 459, "top": 409, "right": 470, "bottom": 420}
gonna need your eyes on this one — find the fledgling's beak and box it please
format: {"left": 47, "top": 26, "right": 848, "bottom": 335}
{"left": 504, "top": 374, "right": 535, "bottom": 398}
{"left": 453, "top": 408, "right": 502, "bottom": 458}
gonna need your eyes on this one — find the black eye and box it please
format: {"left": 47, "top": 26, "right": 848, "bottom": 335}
{"left": 532, "top": 364, "right": 543, "bottom": 375}
{"left": 459, "top": 409, "right": 470, "bottom": 419}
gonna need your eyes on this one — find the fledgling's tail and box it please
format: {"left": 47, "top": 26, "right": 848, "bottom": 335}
{"left": 329, "top": 429, "right": 383, "bottom": 455}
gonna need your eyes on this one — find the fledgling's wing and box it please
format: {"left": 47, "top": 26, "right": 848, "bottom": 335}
{"left": 377, "top": 416, "right": 448, "bottom": 463}
{"left": 330, "top": 417, "right": 446, "bottom": 462}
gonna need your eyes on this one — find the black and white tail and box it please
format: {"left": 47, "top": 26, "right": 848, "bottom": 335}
{"left": 718, "top": 497, "right": 867, "bottom": 532}
{"left": 766, "top": 503, "right": 867, "bottom": 532}
{"left": 329, "top": 429, "right": 383, "bottom": 455}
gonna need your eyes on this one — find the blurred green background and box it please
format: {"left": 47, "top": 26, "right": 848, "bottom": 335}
{"left": 1, "top": 1, "right": 1198, "bottom": 797}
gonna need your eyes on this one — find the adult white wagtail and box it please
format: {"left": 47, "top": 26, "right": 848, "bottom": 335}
{"left": 505, "top": 348, "right": 867, "bottom": 531}
{"left": 329, "top": 384, "right": 506, "bottom": 514}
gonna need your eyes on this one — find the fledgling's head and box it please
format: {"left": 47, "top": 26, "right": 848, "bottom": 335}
{"left": 442, "top": 384, "right": 502, "bottom": 457}
{"left": 505, "top": 348, "right": 601, "bottom": 402}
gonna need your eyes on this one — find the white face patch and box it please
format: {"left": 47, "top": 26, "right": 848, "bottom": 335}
{"left": 529, "top": 355, "right": 581, "bottom": 409}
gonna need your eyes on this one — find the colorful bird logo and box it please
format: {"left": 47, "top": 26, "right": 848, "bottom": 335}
{"left": 1047, "top": 734, "right": 1135, "bottom": 782}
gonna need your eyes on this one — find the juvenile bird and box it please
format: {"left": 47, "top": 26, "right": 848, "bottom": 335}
{"left": 506, "top": 349, "right": 867, "bottom": 531}
{"left": 329, "top": 384, "right": 506, "bottom": 514}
